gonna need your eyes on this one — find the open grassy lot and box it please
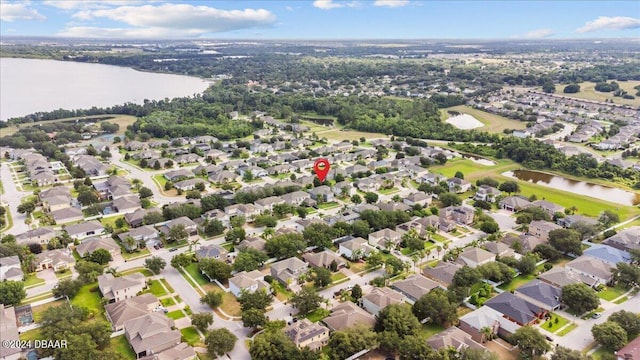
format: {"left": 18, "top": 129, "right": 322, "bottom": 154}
{"left": 498, "top": 273, "right": 536, "bottom": 292}
{"left": 541, "top": 313, "right": 570, "bottom": 333}
{"left": 184, "top": 263, "right": 209, "bottom": 286}
{"left": 0, "top": 114, "right": 137, "bottom": 137}
{"left": 319, "top": 128, "right": 388, "bottom": 142}
{"left": 19, "top": 328, "right": 43, "bottom": 341}
{"left": 121, "top": 247, "right": 150, "bottom": 260}
{"left": 442, "top": 105, "right": 528, "bottom": 133}
{"left": 101, "top": 215, "right": 126, "bottom": 230}
{"left": 553, "top": 81, "right": 640, "bottom": 107}
{"left": 305, "top": 308, "right": 330, "bottom": 323}
{"left": 331, "top": 272, "right": 347, "bottom": 283}
{"left": 430, "top": 158, "right": 517, "bottom": 180}
{"left": 181, "top": 326, "right": 203, "bottom": 346}
{"left": 598, "top": 285, "right": 628, "bottom": 301}
{"left": 110, "top": 335, "right": 136, "bottom": 360}
{"left": 71, "top": 284, "right": 103, "bottom": 311}
{"left": 419, "top": 323, "right": 446, "bottom": 338}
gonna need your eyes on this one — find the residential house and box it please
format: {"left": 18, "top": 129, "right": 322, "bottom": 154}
{"left": 527, "top": 200, "right": 565, "bottom": 217}
{"left": 125, "top": 208, "right": 162, "bottom": 228}
{"left": 499, "top": 196, "right": 532, "bottom": 212}
{"left": 361, "top": 287, "right": 405, "bottom": 315}
{"left": 427, "top": 327, "right": 486, "bottom": 352}
{"left": 208, "top": 170, "right": 238, "bottom": 184}
{"left": 125, "top": 141, "right": 147, "bottom": 151}
{"left": 124, "top": 313, "right": 182, "bottom": 359}
{"left": 237, "top": 237, "right": 267, "bottom": 252}
{"left": 403, "top": 192, "right": 432, "bottom": 207}
{"left": 0, "top": 256, "right": 24, "bottom": 281}
{"left": 484, "top": 292, "right": 547, "bottom": 326}
{"left": 338, "top": 237, "right": 375, "bottom": 261}
{"left": 254, "top": 196, "right": 286, "bottom": 213}
{"left": 284, "top": 319, "right": 330, "bottom": 351}
{"left": 0, "top": 304, "right": 21, "bottom": 360}
{"left": 615, "top": 334, "right": 640, "bottom": 360}
{"left": 391, "top": 275, "right": 440, "bottom": 304}
{"left": 557, "top": 214, "right": 599, "bottom": 228}
{"left": 173, "top": 178, "right": 206, "bottom": 192}
{"left": 195, "top": 245, "right": 229, "bottom": 261}
{"left": 76, "top": 236, "right": 121, "bottom": 258}
{"left": 456, "top": 247, "right": 496, "bottom": 268}
{"left": 36, "top": 249, "right": 75, "bottom": 271}
{"left": 538, "top": 267, "right": 598, "bottom": 288}
{"left": 474, "top": 185, "right": 502, "bottom": 203}
{"left": 332, "top": 181, "right": 356, "bottom": 198}
{"left": 74, "top": 155, "right": 108, "bottom": 177}
{"left": 270, "top": 257, "right": 309, "bottom": 291}
{"left": 309, "top": 186, "right": 334, "bottom": 203}
{"left": 98, "top": 273, "right": 147, "bottom": 303}
{"left": 368, "top": 228, "right": 402, "bottom": 250}
{"left": 158, "top": 217, "right": 198, "bottom": 237}
{"left": 440, "top": 206, "right": 475, "bottom": 225}
{"left": 583, "top": 244, "right": 631, "bottom": 266}
{"left": 228, "top": 270, "right": 270, "bottom": 298}
{"left": 94, "top": 176, "right": 132, "bottom": 200}
{"left": 376, "top": 201, "right": 411, "bottom": 213}
{"left": 528, "top": 220, "right": 562, "bottom": 242}
{"left": 501, "top": 233, "right": 543, "bottom": 254}
{"left": 418, "top": 173, "right": 447, "bottom": 185}
{"left": 65, "top": 220, "right": 105, "bottom": 240}
{"left": 113, "top": 195, "right": 142, "bottom": 213}
{"left": 174, "top": 153, "right": 201, "bottom": 164}
{"left": 15, "top": 227, "right": 56, "bottom": 246}
{"left": 40, "top": 188, "right": 72, "bottom": 212}
{"left": 423, "top": 261, "right": 462, "bottom": 287}
{"left": 303, "top": 250, "right": 346, "bottom": 270}
{"left": 603, "top": 227, "right": 640, "bottom": 252}
{"left": 119, "top": 225, "right": 161, "bottom": 250}
{"left": 52, "top": 207, "right": 83, "bottom": 224}
{"left": 201, "top": 209, "right": 230, "bottom": 228}
{"left": 483, "top": 241, "right": 516, "bottom": 258}
{"left": 281, "top": 191, "right": 311, "bottom": 206}
{"left": 566, "top": 256, "right": 614, "bottom": 285}
{"left": 164, "top": 169, "right": 194, "bottom": 182}
{"left": 355, "top": 178, "right": 381, "bottom": 192}
{"left": 447, "top": 177, "right": 472, "bottom": 193}
{"left": 514, "top": 280, "right": 562, "bottom": 311}
{"left": 458, "top": 306, "right": 521, "bottom": 344}
{"left": 105, "top": 294, "right": 160, "bottom": 331}
{"left": 237, "top": 166, "right": 268, "bottom": 178}
{"left": 224, "top": 204, "right": 259, "bottom": 220}
{"left": 322, "top": 302, "right": 375, "bottom": 332}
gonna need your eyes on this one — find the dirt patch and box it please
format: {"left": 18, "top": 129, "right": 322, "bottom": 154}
{"left": 486, "top": 339, "right": 519, "bottom": 360}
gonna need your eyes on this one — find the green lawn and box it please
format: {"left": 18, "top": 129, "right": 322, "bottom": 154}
{"left": 32, "top": 300, "right": 65, "bottom": 322}
{"left": 614, "top": 296, "right": 629, "bottom": 304}
{"left": 430, "top": 233, "right": 449, "bottom": 243}
{"left": 101, "top": 215, "right": 126, "bottom": 231}
{"left": 272, "top": 280, "right": 294, "bottom": 301}
{"left": 498, "top": 274, "right": 536, "bottom": 292}
{"left": 161, "top": 297, "right": 176, "bottom": 307}
{"left": 598, "top": 285, "right": 628, "bottom": 301}
{"left": 181, "top": 326, "right": 202, "bottom": 346}
{"left": 317, "top": 201, "right": 340, "bottom": 210}
{"left": 119, "top": 268, "right": 154, "bottom": 277}
{"left": 379, "top": 187, "right": 400, "bottom": 195}
{"left": 153, "top": 174, "right": 169, "bottom": 190}
{"left": 442, "top": 105, "right": 528, "bottom": 133}
{"left": 420, "top": 323, "right": 446, "bottom": 338}
{"left": 331, "top": 272, "right": 347, "bottom": 283}
{"left": 23, "top": 273, "right": 45, "bottom": 287}
{"left": 146, "top": 280, "right": 169, "bottom": 297}
{"left": 591, "top": 345, "right": 615, "bottom": 360}
{"left": 110, "top": 335, "right": 136, "bottom": 360}
{"left": 121, "top": 247, "right": 151, "bottom": 260}
{"left": 557, "top": 323, "right": 578, "bottom": 337}
{"left": 167, "top": 310, "right": 186, "bottom": 320}
{"left": 184, "top": 263, "right": 210, "bottom": 286}
{"left": 160, "top": 279, "right": 175, "bottom": 293}
{"left": 540, "top": 314, "right": 570, "bottom": 334}
{"left": 71, "top": 284, "right": 105, "bottom": 321}
{"left": 20, "top": 328, "right": 43, "bottom": 342}
{"left": 305, "top": 308, "right": 330, "bottom": 323}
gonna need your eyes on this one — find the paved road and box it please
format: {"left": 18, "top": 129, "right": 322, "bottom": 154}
{"left": 554, "top": 293, "right": 640, "bottom": 351}
{"left": 110, "top": 149, "right": 177, "bottom": 205}
{"left": 1, "top": 162, "right": 30, "bottom": 235}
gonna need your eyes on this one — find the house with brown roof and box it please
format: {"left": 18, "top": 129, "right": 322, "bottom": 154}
{"left": 566, "top": 256, "right": 614, "bottom": 285}
{"left": 391, "top": 274, "right": 441, "bottom": 303}
{"left": 15, "top": 227, "right": 57, "bottom": 246}
{"left": 229, "top": 270, "right": 270, "bottom": 298}
{"left": 427, "top": 326, "right": 486, "bottom": 352}
{"left": 124, "top": 313, "right": 182, "bottom": 359}
{"left": 98, "top": 273, "right": 147, "bottom": 303}
{"left": 368, "top": 228, "right": 401, "bottom": 250}
{"left": 303, "top": 250, "right": 346, "bottom": 270}
{"left": 105, "top": 293, "right": 159, "bottom": 331}
{"left": 75, "top": 236, "right": 121, "bottom": 258}
{"left": 0, "top": 304, "right": 21, "bottom": 360}
{"left": 456, "top": 247, "right": 496, "bottom": 268}
{"left": 36, "top": 249, "right": 75, "bottom": 272}
{"left": 423, "top": 261, "right": 462, "bottom": 287}
{"left": 270, "top": 257, "right": 308, "bottom": 291}
{"left": 440, "top": 205, "right": 475, "bottom": 225}
{"left": 284, "top": 319, "right": 330, "bottom": 351}
{"left": 528, "top": 220, "right": 562, "bottom": 241}
{"left": 361, "top": 287, "right": 405, "bottom": 315}
{"left": 615, "top": 334, "right": 640, "bottom": 360}
{"left": 322, "top": 302, "right": 375, "bottom": 332}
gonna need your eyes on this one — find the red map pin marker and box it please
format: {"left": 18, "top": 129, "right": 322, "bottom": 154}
{"left": 313, "top": 158, "right": 331, "bottom": 182}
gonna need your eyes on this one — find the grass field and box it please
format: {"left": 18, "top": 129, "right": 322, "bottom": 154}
{"left": 442, "top": 105, "right": 528, "bottom": 133}
{"left": 498, "top": 274, "right": 536, "bottom": 292}
{"left": 71, "top": 284, "right": 103, "bottom": 311}
{"left": 32, "top": 300, "right": 64, "bottom": 322}
{"left": 598, "top": 285, "right": 628, "bottom": 301}
{"left": 147, "top": 280, "right": 169, "bottom": 297}
{"left": 119, "top": 268, "right": 154, "bottom": 277}
{"left": 318, "top": 128, "right": 388, "bottom": 142}
{"left": 305, "top": 308, "right": 330, "bottom": 322}
{"left": 541, "top": 313, "right": 570, "bottom": 333}
{"left": 23, "top": 273, "right": 45, "bottom": 287}
{"left": 167, "top": 310, "right": 186, "bottom": 320}
{"left": 557, "top": 323, "right": 578, "bottom": 336}
{"left": 0, "top": 114, "right": 137, "bottom": 137}
{"left": 160, "top": 297, "right": 176, "bottom": 307}
{"left": 181, "top": 326, "right": 203, "bottom": 346}
{"left": 553, "top": 81, "right": 640, "bottom": 107}
{"left": 614, "top": 296, "right": 628, "bottom": 304}
{"left": 110, "top": 335, "right": 136, "bottom": 360}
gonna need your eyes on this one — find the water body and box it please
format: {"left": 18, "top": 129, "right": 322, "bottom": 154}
{"left": 0, "top": 58, "right": 211, "bottom": 121}
{"left": 504, "top": 169, "right": 640, "bottom": 206}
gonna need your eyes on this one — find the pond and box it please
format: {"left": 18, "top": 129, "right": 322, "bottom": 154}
{"left": 503, "top": 169, "right": 640, "bottom": 206}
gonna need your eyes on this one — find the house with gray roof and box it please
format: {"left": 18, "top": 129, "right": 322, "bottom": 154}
{"left": 538, "top": 267, "right": 598, "bottom": 288}
{"left": 105, "top": 293, "right": 159, "bottom": 331}
{"left": 499, "top": 196, "right": 532, "bottom": 212}
{"left": 391, "top": 274, "right": 441, "bottom": 304}
{"left": 228, "top": 270, "right": 270, "bottom": 298}
{"left": 65, "top": 220, "right": 105, "bottom": 240}
{"left": 527, "top": 200, "right": 565, "bottom": 217}
{"left": 98, "top": 273, "right": 146, "bottom": 303}
{"left": 303, "top": 250, "right": 346, "bottom": 270}
{"left": 119, "top": 225, "right": 160, "bottom": 249}
{"left": 52, "top": 207, "right": 83, "bottom": 224}
{"left": 485, "top": 292, "right": 546, "bottom": 326}
{"left": 76, "top": 236, "right": 120, "bottom": 258}
{"left": 0, "top": 256, "right": 24, "bottom": 282}
{"left": 427, "top": 326, "right": 486, "bottom": 352}
{"left": 36, "top": 249, "right": 75, "bottom": 272}
{"left": 0, "top": 304, "right": 21, "bottom": 360}
{"left": 458, "top": 306, "right": 521, "bottom": 343}
{"left": 583, "top": 244, "right": 631, "bottom": 266}
{"left": 566, "top": 256, "right": 614, "bottom": 285}
{"left": 422, "top": 261, "right": 462, "bottom": 287}
{"left": 270, "top": 257, "right": 308, "bottom": 292}
{"left": 528, "top": 220, "right": 562, "bottom": 241}
{"left": 361, "top": 287, "right": 405, "bottom": 316}
{"left": 603, "top": 226, "right": 640, "bottom": 252}
{"left": 456, "top": 247, "right": 496, "bottom": 268}
{"left": 195, "top": 244, "right": 229, "bottom": 261}
{"left": 284, "top": 319, "right": 329, "bottom": 351}
{"left": 15, "top": 227, "right": 56, "bottom": 246}
{"left": 125, "top": 208, "right": 162, "bottom": 228}
{"left": 322, "top": 302, "right": 375, "bottom": 332}
{"left": 124, "top": 313, "right": 182, "bottom": 359}
{"left": 514, "top": 279, "right": 562, "bottom": 311}
{"left": 338, "top": 237, "right": 375, "bottom": 261}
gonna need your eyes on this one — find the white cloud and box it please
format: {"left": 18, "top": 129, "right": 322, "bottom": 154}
{"left": 519, "top": 28, "right": 555, "bottom": 39}
{"left": 44, "top": 1, "right": 150, "bottom": 10}
{"left": 0, "top": 3, "right": 46, "bottom": 21}
{"left": 285, "top": 6, "right": 294, "bottom": 12}
{"left": 313, "top": 0, "right": 345, "bottom": 10}
{"left": 58, "top": 3, "right": 277, "bottom": 38}
{"left": 374, "top": 0, "right": 409, "bottom": 7}
{"left": 577, "top": 16, "right": 640, "bottom": 33}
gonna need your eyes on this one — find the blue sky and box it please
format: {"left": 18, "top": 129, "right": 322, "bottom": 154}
{"left": 1, "top": 1, "right": 638, "bottom": 39}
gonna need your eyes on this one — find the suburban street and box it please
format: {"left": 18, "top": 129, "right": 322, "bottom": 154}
{"left": 1, "top": 162, "right": 30, "bottom": 235}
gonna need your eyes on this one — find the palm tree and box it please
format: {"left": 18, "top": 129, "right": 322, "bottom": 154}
{"left": 188, "top": 238, "right": 200, "bottom": 252}
{"left": 123, "top": 236, "right": 137, "bottom": 253}
{"left": 261, "top": 228, "right": 275, "bottom": 240}
{"left": 436, "top": 245, "right": 443, "bottom": 258}
{"left": 480, "top": 326, "right": 495, "bottom": 343}
{"left": 410, "top": 254, "right": 420, "bottom": 273}
{"left": 106, "top": 267, "right": 119, "bottom": 277}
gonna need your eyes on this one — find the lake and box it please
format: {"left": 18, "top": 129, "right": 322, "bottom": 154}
{"left": 503, "top": 169, "right": 640, "bottom": 206}
{"left": 0, "top": 58, "right": 211, "bottom": 121}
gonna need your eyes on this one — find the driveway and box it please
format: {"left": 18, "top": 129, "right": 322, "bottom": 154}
{"left": 485, "top": 210, "right": 517, "bottom": 231}
{"left": 1, "top": 162, "right": 30, "bottom": 235}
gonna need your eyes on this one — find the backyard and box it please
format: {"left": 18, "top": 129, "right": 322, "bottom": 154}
{"left": 597, "top": 285, "right": 628, "bottom": 301}
{"left": 498, "top": 274, "right": 536, "bottom": 292}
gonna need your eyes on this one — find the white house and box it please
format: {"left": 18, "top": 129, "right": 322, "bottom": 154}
{"left": 228, "top": 270, "right": 270, "bottom": 297}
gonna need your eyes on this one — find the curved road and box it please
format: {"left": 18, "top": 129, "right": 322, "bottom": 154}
{"left": 1, "top": 162, "right": 31, "bottom": 235}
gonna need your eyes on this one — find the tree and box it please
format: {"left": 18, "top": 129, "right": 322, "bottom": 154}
{"left": 138, "top": 186, "right": 153, "bottom": 199}
{"left": 238, "top": 289, "right": 273, "bottom": 312}
{"left": 459, "top": 348, "right": 500, "bottom": 360}
{"left": 499, "top": 181, "right": 520, "bottom": 194}
{"left": 241, "top": 308, "right": 267, "bottom": 329}
{"left": 233, "top": 248, "right": 269, "bottom": 272}
{"left": 351, "top": 194, "right": 362, "bottom": 204}
{"left": 0, "top": 280, "right": 26, "bottom": 306}
{"left": 516, "top": 255, "right": 537, "bottom": 275}
{"left": 265, "top": 233, "right": 306, "bottom": 259}
{"left": 402, "top": 229, "right": 425, "bottom": 252}
{"left": 613, "top": 262, "right": 640, "bottom": 289}
{"left": 412, "top": 288, "right": 458, "bottom": 325}
{"left": 87, "top": 248, "right": 113, "bottom": 265}
{"left": 203, "top": 219, "right": 225, "bottom": 237}
{"left": 75, "top": 260, "right": 104, "bottom": 284}
{"left": 542, "top": 81, "right": 556, "bottom": 93}
{"left": 551, "top": 346, "right": 590, "bottom": 360}
{"left": 549, "top": 229, "right": 583, "bottom": 256}
{"left": 17, "top": 201, "right": 36, "bottom": 216}
{"left": 480, "top": 220, "right": 500, "bottom": 234}
{"left": 510, "top": 326, "right": 551, "bottom": 359}
{"left": 609, "top": 310, "right": 640, "bottom": 338}
{"left": 191, "top": 312, "right": 214, "bottom": 332}
{"left": 225, "top": 227, "right": 246, "bottom": 244}
{"left": 170, "top": 253, "right": 192, "bottom": 269}
{"left": 397, "top": 334, "right": 440, "bottom": 360}
{"left": 205, "top": 328, "right": 237, "bottom": 357}
{"left": 168, "top": 224, "right": 189, "bottom": 243}
{"left": 366, "top": 251, "right": 384, "bottom": 269}
{"left": 599, "top": 210, "right": 620, "bottom": 227}
{"left": 230, "top": 215, "right": 246, "bottom": 228}
{"left": 313, "top": 267, "right": 332, "bottom": 288}
{"left": 290, "top": 287, "right": 323, "bottom": 315}
{"left": 250, "top": 330, "right": 301, "bottom": 360}
{"left": 374, "top": 304, "right": 422, "bottom": 352}
{"left": 452, "top": 265, "right": 482, "bottom": 288}
{"left": 143, "top": 211, "right": 164, "bottom": 225}
{"left": 200, "top": 291, "right": 223, "bottom": 308}
{"left": 592, "top": 321, "right": 628, "bottom": 350}
{"left": 440, "top": 192, "right": 462, "bottom": 207}
{"left": 77, "top": 189, "right": 99, "bottom": 206}
{"left": 144, "top": 256, "right": 166, "bottom": 274}
{"left": 563, "top": 84, "right": 581, "bottom": 93}
{"left": 328, "top": 325, "right": 378, "bottom": 360}
{"left": 562, "top": 283, "right": 600, "bottom": 314}
{"left": 534, "top": 243, "right": 562, "bottom": 261}
{"left": 351, "top": 284, "right": 363, "bottom": 302}
{"left": 199, "top": 258, "right": 232, "bottom": 282}
{"left": 364, "top": 192, "right": 379, "bottom": 204}
{"left": 303, "top": 222, "right": 337, "bottom": 249}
